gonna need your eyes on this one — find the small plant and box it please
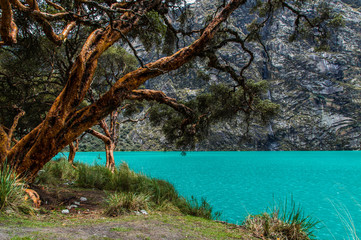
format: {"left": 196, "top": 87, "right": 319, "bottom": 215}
{"left": 104, "top": 192, "right": 150, "bottom": 216}
{"left": 244, "top": 198, "right": 319, "bottom": 240}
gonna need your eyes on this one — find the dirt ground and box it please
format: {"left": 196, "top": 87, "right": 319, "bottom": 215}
{"left": 0, "top": 218, "right": 208, "bottom": 240}
{"left": 0, "top": 185, "right": 257, "bottom": 240}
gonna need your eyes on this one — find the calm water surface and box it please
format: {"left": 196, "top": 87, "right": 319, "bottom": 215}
{"left": 58, "top": 151, "right": 361, "bottom": 239}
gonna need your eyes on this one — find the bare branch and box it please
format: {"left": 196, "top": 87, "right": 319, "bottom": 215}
{"left": 119, "top": 111, "right": 149, "bottom": 124}
{"left": 113, "top": 28, "right": 144, "bottom": 67}
{"left": 128, "top": 89, "right": 195, "bottom": 118}
{"left": 7, "top": 107, "right": 25, "bottom": 148}
{"left": 99, "top": 118, "right": 112, "bottom": 139}
{"left": 45, "top": 0, "right": 65, "bottom": 11}
{"left": 86, "top": 128, "right": 111, "bottom": 144}
{"left": 0, "top": 125, "right": 9, "bottom": 163}
{"left": 281, "top": 1, "right": 314, "bottom": 28}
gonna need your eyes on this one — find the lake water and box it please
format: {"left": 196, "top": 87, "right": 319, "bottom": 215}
{"left": 57, "top": 151, "right": 361, "bottom": 239}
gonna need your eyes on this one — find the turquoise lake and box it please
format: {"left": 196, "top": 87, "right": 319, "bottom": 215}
{"left": 57, "top": 151, "right": 361, "bottom": 239}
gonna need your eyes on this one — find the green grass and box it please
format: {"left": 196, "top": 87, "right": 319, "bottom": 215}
{"left": 177, "top": 196, "right": 222, "bottom": 220}
{"left": 11, "top": 237, "right": 33, "bottom": 240}
{"left": 1, "top": 213, "right": 257, "bottom": 240}
{"left": 35, "top": 158, "right": 77, "bottom": 185}
{"left": 110, "top": 227, "right": 131, "bottom": 232}
{"left": 35, "top": 160, "right": 220, "bottom": 220}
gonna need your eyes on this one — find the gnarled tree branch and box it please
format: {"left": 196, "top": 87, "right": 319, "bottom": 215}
{"left": 0, "top": 0, "right": 18, "bottom": 45}
{"left": 128, "top": 89, "right": 194, "bottom": 118}
{"left": 7, "top": 107, "right": 25, "bottom": 149}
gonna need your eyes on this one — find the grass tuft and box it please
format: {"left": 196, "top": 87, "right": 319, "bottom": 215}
{"left": 244, "top": 198, "right": 319, "bottom": 240}
{"left": 0, "top": 162, "right": 33, "bottom": 214}
{"left": 104, "top": 192, "right": 150, "bottom": 216}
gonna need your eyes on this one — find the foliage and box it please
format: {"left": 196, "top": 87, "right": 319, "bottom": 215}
{"left": 0, "top": 39, "right": 61, "bottom": 135}
{"left": 149, "top": 82, "right": 279, "bottom": 148}
{"left": 0, "top": 162, "right": 32, "bottom": 214}
{"left": 244, "top": 199, "right": 319, "bottom": 240}
{"left": 93, "top": 46, "right": 139, "bottom": 91}
{"left": 133, "top": 10, "right": 167, "bottom": 52}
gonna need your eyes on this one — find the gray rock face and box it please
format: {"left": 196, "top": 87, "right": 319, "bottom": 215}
{"left": 341, "top": 0, "right": 361, "bottom": 7}
{"left": 87, "top": 0, "right": 361, "bottom": 151}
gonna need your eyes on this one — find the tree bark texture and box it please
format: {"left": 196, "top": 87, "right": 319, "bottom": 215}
{"left": 0, "top": 0, "right": 246, "bottom": 180}
{"left": 68, "top": 139, "right": 79, "bottom": 166}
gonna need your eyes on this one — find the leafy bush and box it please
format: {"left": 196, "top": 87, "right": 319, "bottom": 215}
{"left": 104, "top": 192, "right": 150, "bottom": 216}
{"left": 244, "top": 199, "right": 319, "bottom": 240}
{"left": 0, "top": 162, "right": 32, "bottom": 214}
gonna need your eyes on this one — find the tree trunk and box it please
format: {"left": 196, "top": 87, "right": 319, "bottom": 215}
{"left": 88, "top": 111, "right": 117, "bottom": 171}
{"left": 68, "top": 139, "right": 79, "bottom": 166}
{"left": 105, "top": 141, "right": 115, "bottom": 172}
{"left": 87, "top": 127, "right": 115, "bottom": 171}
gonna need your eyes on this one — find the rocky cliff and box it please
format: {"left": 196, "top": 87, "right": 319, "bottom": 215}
{"left": 80, "top": 0, "right": 361, "bottom": 152}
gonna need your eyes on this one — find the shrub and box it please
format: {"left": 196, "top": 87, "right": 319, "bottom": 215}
{"left": 244, "top": 199, "right": 319, "bottom": 240}
{"left": 104, "top": 192, "right": 150, "bottom": 216}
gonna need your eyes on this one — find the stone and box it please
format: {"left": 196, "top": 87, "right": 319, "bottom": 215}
{"left": 67, "top": 205, "right": 78, "bottom": 209}
{"left": 5, "top": 209, "right": 14, "bottom": 214}
{"left": 61, "top": 209, "right": 70, "bottom": 214}
{"left": 140, "top": 210, "right": 148, "bottom": 215}
{"left": 80, "top": 197, "right": 87, "bottom": 202}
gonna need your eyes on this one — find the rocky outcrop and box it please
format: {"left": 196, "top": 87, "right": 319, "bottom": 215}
{"left": 82, "top": 0, "right": 361, "bottom": 151}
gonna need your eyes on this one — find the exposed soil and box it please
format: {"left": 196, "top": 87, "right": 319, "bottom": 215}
{"left": 30, "top": 184, "right": 106, "bottom": 214}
